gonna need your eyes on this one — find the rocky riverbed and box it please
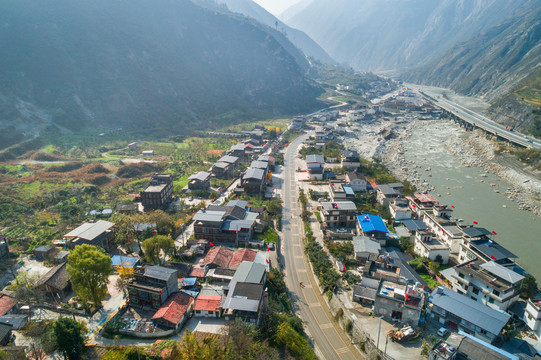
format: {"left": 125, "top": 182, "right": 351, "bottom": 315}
{"left": 342, "top": 117, "right": 541, "bottom": 217}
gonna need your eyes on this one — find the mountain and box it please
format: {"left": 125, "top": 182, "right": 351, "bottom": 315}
{"left": 404, "top": 5, "right": 541, "bottom": 100}
{"left": 284, "top": 0, "right": 534, "bottom": 72}
{"left": 280, "top": 0, "right": 313, "bottom": 23}
{"left": 215, "top": 0, "right": 336, "bottom": 65}
{"left": 0, "top": 0, "right": 323, "bottom": 149}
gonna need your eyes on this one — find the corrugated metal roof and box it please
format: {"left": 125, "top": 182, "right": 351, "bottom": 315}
{"left": 306, "top": 154, "right": 325, "bottom": 164}
{"left": 402, "top": 219, "right": 428, "bottom": 232}
{"left": 218, "top": 155, "right": 239, "bottom": 164}
{"left": 428, "top": 287, "right": 511, "bottom": 335}
{"left": 344, "top": 186, "right": 354, "bottom": 195}
{"left": 462, "top": 227, "right": 492, "bottom": 238}
{"left": 227, "top": 200, "right": 248, "bottom": 209}
{"left": 470, "top": 239, "right": 517, "bottom": 260}
{"left": 231, "top": 261, "right": 266, "bottom": 284}
{"left": 357, "top": 214, "right": 389, "bottom": 233}
{"left": 377, "top": 184, "right": 399, "bottom": 196}
{"left": 221, "top": 220, "right": 254, "bottom": 231}
{"left": 193, "top": 210, "right": 225, "bottom": 223}
{"left": 250, "top": 160, "right": 268, "bottom": 169}
{"left": 64, "top": 220, "right": 114, "bottom": 241}
{"left": 145, "top": 266, "right": 177, "bottom": 281}
{"left": 480, "top": 261, "right": 524, "bottom": 284}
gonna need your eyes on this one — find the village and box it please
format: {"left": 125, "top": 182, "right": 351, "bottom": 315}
{"left": 0, "top": 87, "right": 540, "bottom": 360}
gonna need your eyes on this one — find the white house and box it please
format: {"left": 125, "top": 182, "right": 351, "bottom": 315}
{"left": 346, "top": 172, "right": 367, "bottom": 192}
{"left": 389, "top": 198, "right": 412, "bottom": 221}
{"left": 413, "top": 230, "right": 450, "bottom": 264}
{"left": 524, "top": 295, "right": 541, "bottom": 339}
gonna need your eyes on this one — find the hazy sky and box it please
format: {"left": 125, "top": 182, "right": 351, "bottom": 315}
{"left": 253, "top": 0, "right": 303, "bottom": 16}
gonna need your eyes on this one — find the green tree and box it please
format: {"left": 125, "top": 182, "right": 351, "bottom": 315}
{"left": 142, "top": 235, "right": 174, "bottom": 264}
{"left": 521, "top": 274, "right": 539, "bottom": 299}
{"left": 53, "top": 318, "right": 85, "bottom": 360}
{"left": 112, "top": 214, "right": 136, "bottom": 245}
{"left": 67, "top": 244, "right": 113, "bottom": 307}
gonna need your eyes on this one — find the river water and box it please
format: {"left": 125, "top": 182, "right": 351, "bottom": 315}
{"left": 401, "top": 120, "right": 541, "bottom": 279}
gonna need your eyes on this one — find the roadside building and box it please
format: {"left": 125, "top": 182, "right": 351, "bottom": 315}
{"left": 329, "top": 181, "right": 355, "bottom": 201}
{"left": 249, "top": 160, "right": 269, "bottom": 177}
{"left": 373, "top": 278, "right": 425, "bottom": 326}
{"left": 188, "top": 171, "right": 211, "bottom": 191}
{"left": 430, "top": 332, "right": 520, "bottom": 360}
{"left": 407, "top": 193, "right": 438, "bottom": 217}
{"left": 306, "top": 154, "right": 325, "bottom": 181}
{"left": 346, "top": 172, "right": 367, "bottom": 192}
{"left": 141, "top": 173, "right": 173, "bottom": 210}
{"left": 241, "top": 168, "right": 266, "bottom": 194}
{"left": 413, "top": 230, "right": 450, "bottom": 264}
{"left": 222, "top": 281, "right": 265, "bottom": 325}
{"left": 320, "top": 201, "right": 358, "bottom": 229}
{"left": 427, "top": 286, "right": 511, "bottom": 344}
{"left": 441, "top": 260, "right": 523, "bottom": 311}
{"left": 341, "top": 150, "right": 361, "bottom": 170}
{"left": 64, "top": 220, "right": 114, "bottom": 250}
{"left": 353, "top": 236, "right": 381, "bottom": 261}
{"left": 152, "top": 291, "right": 194, "bottom": 331}
{"left": 356, "top": 214, "right": 389, "bottom": 243}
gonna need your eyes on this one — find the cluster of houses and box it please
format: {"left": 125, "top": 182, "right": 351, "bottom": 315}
{"left": 122, "top": 244, "right": 269, "bottom": 333}
{"left": 186, "top": 125, "right": 277, "bottom": 196}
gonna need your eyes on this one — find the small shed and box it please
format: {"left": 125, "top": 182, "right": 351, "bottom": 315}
{"left": 34, "top": 246, "right": 53, "bottom": 261}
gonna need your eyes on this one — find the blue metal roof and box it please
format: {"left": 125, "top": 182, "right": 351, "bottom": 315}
{"left": 181, "top": 277, "right": 197, "bottom": 287}
{"left": 111, "top": 255, "right": 140, "bottom": 268}
{"left": 357, "top": 214, "right": 389, "bottom": 233}
{"left": 344, "top": 186, "right": 354, "bottom": 195}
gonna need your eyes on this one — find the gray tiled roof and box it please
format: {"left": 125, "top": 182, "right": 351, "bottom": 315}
{"left": 321, "top": 201, "right": 357, "bottom": 211}
{"left": 377, "top": 184, "right": 399, "bottom": 196}
{"left": 231, "top": 261, "right": 266, "bottom": 284}
{"left": 249, "top": 160, "right": 268, "bottom": 169}
{"left": 218, "top": 155, "right": 239, "bottom": 164}
{"left": 462, "top": 227, "right": 492, "bottom": 238}
{"left": 428, "top": 287, "right": 511, "bottom": 335}
{"left": 243, "top": 168, "right": 265, "bottom": 180}
{"left": 353, "top": 284, "right": 377, "bottom": 302}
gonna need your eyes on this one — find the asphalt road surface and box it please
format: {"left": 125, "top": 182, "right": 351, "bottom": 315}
{"left": 281, "top": 134, "right": 360, "bottom": 360}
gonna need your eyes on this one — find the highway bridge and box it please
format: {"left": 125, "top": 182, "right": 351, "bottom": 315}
{"left": 408, "top": 84, "right": 541, "bottom": 150}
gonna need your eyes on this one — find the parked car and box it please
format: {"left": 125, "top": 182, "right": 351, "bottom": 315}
{"left": 437, "top": 327, "right": 449, "bottom": 337}
{"left": 336, "top": 228, "right": 347, "bottom": 233}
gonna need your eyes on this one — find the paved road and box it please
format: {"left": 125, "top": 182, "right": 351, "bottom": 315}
{"left": 281, "top": 134, "right": 360, "bottom": 360}
{"left": 408, "top": 84, "right": 541, "bottom": 149}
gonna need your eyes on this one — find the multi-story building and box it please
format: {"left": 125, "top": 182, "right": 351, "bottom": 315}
{"left": 141, "top": 173, "right": 173, "bottom": 210}
{"left": 241, "top": 168, "right": 266, "bottom": 194}
{"left": 413, "top": 230, "right": 450, "bottom": 264}
{"left": 127, "top": 266, "right": 178, "bottom": 309}
{"left": 407, "top": 193, "right": 438, "bottom": 217}
{"left": 320, "top": 201, "right": 358, "bottom": 229}
{"left": 374, "top": 278, "right": 425, "bottom": 326}
{"left": 306, "top": 154, "right": 325, "bottom": 180}
{"left": 524, "top": 294, "right": 541, "bottom": 339}
{"left": 341, "top": 150, "right": 361, "bottom": 170}
{"left": 458, "top": 238, "right": 518, "bottom": 268}
{"left": 376, "top": 184, "right": 402, "bottom": 206}
{"left": 329, "top": 182, "right": 355, "bottom": 201}
{"left": 193, "top": 203, "right": 259, "bottom": 245}
{"left": 188, "top": 171, "right": 211, "bottom": 191}
{"left": 427, "top": 286, "right": 511, "bottom": 344}
{"left": 346, "top": 172, "right": 367, "bottom": 192}
{"left": 442, "top": 260, "right": 523, "bottom": 311}
{"left": 389, "top": 198, "right": 412, "bottom": 221}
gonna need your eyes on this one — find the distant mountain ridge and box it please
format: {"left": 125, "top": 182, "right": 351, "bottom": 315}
{"left": 215, "top": 0, "right": 336, "bottom": 65}
{"left": 0, "top": 0, "right": 323, "bottom": 149}
{"left": 284, "top": 0, "right": 534, "bottom": 72}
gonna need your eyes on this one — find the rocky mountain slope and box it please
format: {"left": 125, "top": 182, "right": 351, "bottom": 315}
{"left": 216, "top": 0, "right": 336, "bottom": 65}
{"left": 284, "top": 0, "right": 534, "bottom": 72}
{"left": 0, "top": 0, "right": 323, "bottom": 149}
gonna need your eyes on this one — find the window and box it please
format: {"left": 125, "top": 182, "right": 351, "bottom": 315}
{"left": 480, "top": 329, "right": 487, "bottom": 335}
{"left": 196, "top": 310, "right": 201, "bottom": 314}
{"left": 459, "top": 273, "right": 465, "bottom": 279}
{"left": 493, "top": 290, "right": 500, "bottom": 297}
{"left": 472, "top": 288, "right": 479, "bottom": 295}
{"left": 488, "top": 298, "right": 495, "bottom": 304}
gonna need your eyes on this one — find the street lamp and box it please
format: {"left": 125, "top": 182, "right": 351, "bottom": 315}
{"left": 376, "top": 315, "right": 384, "bottom": 352}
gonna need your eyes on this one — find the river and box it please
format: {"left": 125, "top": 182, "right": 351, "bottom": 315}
{"left": 401, "top": 120, "right": 541, "bottom": 279}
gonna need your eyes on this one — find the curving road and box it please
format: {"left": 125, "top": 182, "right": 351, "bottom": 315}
{"left": 280, "top": 134, "right": 360, "bottom": 360}
{"left": 408, "top": 84, "right": 541, "bottom": 149}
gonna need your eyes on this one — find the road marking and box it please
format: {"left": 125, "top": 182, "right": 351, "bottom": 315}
{"left": 319, "top": 323, "right": 334, "bottom": 329}
{"left": 335, "top": 347, "right": 350, "bottom": 354}
{"left": 307, "top": 302, "right": 321, "bottom": 307}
